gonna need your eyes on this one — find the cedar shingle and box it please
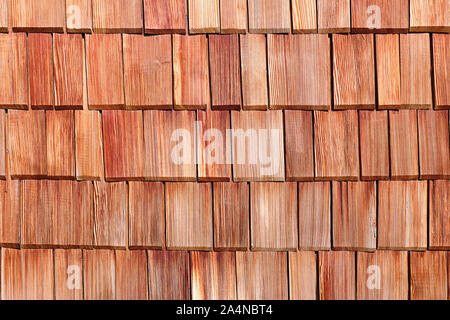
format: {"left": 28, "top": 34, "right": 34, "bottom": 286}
{"left": 410, "top": 0, "right": 449, "bottom": 32}
{"left": 292, "top": 0, "right": 317, "bottom": 33}
{"left": 66, "top": 0, "right": 93, "bottom": 33}
{"left": 188, "top": 0, "right": 220, "bottom": 33}
{"left": 83, "top": 249, "right": 115, "bottom": 300}
{"left": 317, "top": 0, "right": 350, "bottom": 33}
{"left": 376, "top": 34, "right": 401, "bottom": 107}
{"left": 319, "top": 251, "right": 355, "bottom": 300}
{"left": 289, "top": 252, "right": 317, "bottom": 300}
{"left": 115, "top": 250, "right": 148, "bottom": 300}
{"left": 0, "top": 0, "right": 7, "bottom": 31}
{"left": 0, "top": 180, "right": 20, "bottom": 246}
{"left": 220, "top": 0, "right": 247, "bottom": 33}
{"left": 248, "top": 0, "right": 291, "bottom": 33}
{"left": 55, "top": 249, "right": 83, "bottom": 300}
{"left": 351, "top": 0, "right": 409, "bottom": 32}
{"left": 144, "top": 0, "right": 186, "bottom": 34}
{"left": 0, "top": 110, "right": 5, "bottom": 177}
{"left": 433, "top": 34, "right": 450, "bottom": 109}
{"left": 11, "top": 0, "right": 65, "bottom": 32}
{"left": 92, "top": 0, "right": 142, "bottom": 33}
{"left": 429, "top": 180, "right": 450, "bottom": 249}
{"left": 410, "top": 251, "right": 448, "bottom": 300}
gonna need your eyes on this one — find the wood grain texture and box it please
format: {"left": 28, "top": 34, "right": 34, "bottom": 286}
{"left": 0, "top": 180, "right": 20, "bottom": 246}
{"left": 317, "top": 0, "right": 350, "bottom": 33}
{"left": 418, "top": 110, "right": 450, "bottom": 179}
{"left": 123, "top": 34, "right": 172, "bottom": 109}
{"left": 166, "top": 183, "right": 213, "bottom": 250}
{"left": 289, "top": 252, "right": 317, "bottom": 300}
{"left": 128, "top": 182, "right": 165, "bottom": 249}
{"left": 75, "top": 110, "right": 103, "bottom": 180}
{"left": 389, "top": 110, "right": 419, "bottom": 179}
{"left": 298, "top": 182, "right": 331, "bottom": 250}
{"left": 8, "top": 110, "right": 47, "bottom": 178}
{"left": 144, "top": 0, "right": 186, "bottom": 34}
{"left": 11, "top": 0, "right": 65, "bottom": 32}
{"left": 28, "top": 33, "right": 54, "bottom": 109}
{"left": 55, "top": 249, "right": 83, "bottom": 300}
{"left": 268, "top": 34, "right": 331, "bottom": 109}
{"left": 147, "top": 250, "right": 190, "bottom": 300}
{"left": 0, "top": 0, "right": 7, "bottom": 31}
{"left": 250, "top": 182, "right": 298, "bottom": 251}
{"left": 319, "top": 251, "right": 355, "bottom": 300}
{"left": 231, "top": 110, "right": 285, "bottom": 181}
{"left": 53, "top": 34, "right": 83, "bottom": 109}
{"left": 236, "top": 252, "right": 288, "bottom": 300}
{"left": 191, "top": 251, "right": 236, "bottom": 300}
{"left": 429, "top": 180, "right": 450, "bottom": 249}
{"left": 209, "top": 34, "right": 241, "bottom": 110}
{"left": 213, "top": 182, "right": 249, "bottom": 250}
{"left": 0, "top": 110, "right": 5, "bottom": 177}
{"left": 92, "top": 0, "right": 142, "bottom": 33}
{"left": 66, "top": 0, "right": 93, "bottom": 33}
{"left": 285, "top": 110, "right": 314, "bottom": 180}
{"left": 433, "top": 34, "right": 450, "bottom": 109}
{"left": 359, "top": 111, "right": 389, "bottom": 180}
{"left": 410, "top": 251, "right": 448, "bottom": 300}
{"left": 173, "top": 35, "right": 209, "bottom": 109}
{"left": 410, "top": 0, "right": 449, "bottom": 32}
{"left": 240, "top": 34, "right": 268, "bottom": 110}
{"left": 357, "top": 251, "right": 408, "bottom": 300}
{"left": 102, "top": 110, "right": 145, "bottom": 180}
{"left": 376, "top": 34, "right": 401, "bottom": 107}
{"left": 188, "top": 0, "right": 220, "bottom": 33}
{"left": 0, "top": 33, "right": 28, "bottom": 108}
{"left": 115, "top": 250, "right": 148, "bottom": 300}
{"left": 83, "top": 249, "right": 115, "bottom": 300}
{"left": 351, "top": 0, "right": 409, "bottom": 32}
{"left": 332, "top": 181, "right": 377, "bottom": 251}
{"left": 248, "top": 0, "right": 290, "bottom": 33}
{"left": 143, "top": 110, "right": 197, "bottom": 181}
{"left": 93, "top": 182, "right": 127, "bottom": 249}
{"left": 220, "top": 0, "right": 247, "bottom": 33}
{"left": 292, "top": 0, "right": 317, "bottom": 33}
{"left": 332, "top": 34, "right": 375, "bottom": 108}
{"left": 378, "top": 181, "right": 427, "bottom": 250}
{"left": 314, "top": 110, "right": 359, "bottom": 180}
{"left": 86, "top": 34, "right": 124, "bottom": 109}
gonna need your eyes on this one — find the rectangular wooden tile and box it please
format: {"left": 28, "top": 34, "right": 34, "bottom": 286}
{"left": 165, "top": 183, "right": 213, "bottom": 250}
{"left": 191, "top": 252, "right": 236, "bottom": 300}
{"left": 250, "top": 182, "right": 297, "bottom": 250}
{"left": 359, "top": 110, "right": 389, "bottom": 180}
{"left": 411, "top": 251, "right": 448, "bottom": 300}
{"left": 75, "top": 110, "right": 103, "bottom": 180}
{"left": 429, "top": 180, "right": 450, "bottom": 249}
{"left": 0, "top": 0, "right": 7, "bottom": 31}
{"left": 314, "top": 110, "right": 359, "bottom": 180}
{"left": 11, "top": 0, "right": 65, "bottom": 32}
{"left": 332, "top": 181, "right": 377, "bottom": 251}
{"left": 123, "top": 34, "right": 172, "bottom": 109}
{"left": 378, "top": 181, "right": 427, "bottom": 250}
{"left": 66, "top": 0, "right": 93, "bottom": 33}
{"left": 317, "top": 0, "right": 350, "bottom": 33}
{"left": 410, "top": 0, "right": 449, "bottom": 32}
{"left": 236, "top": 252, "right": 288, "bottom": 300}
{"left": 128, "top": 182, "right": 165, "bottom": 249}
{"left": 220, "top": 0, "right": 247, "bottom": 33}
{"left": 433, "top": 34, "right": 450, "bottom": 109}
{"left": 285, "top": 110, "right": 314, "bottom": 180}
{"left": 268, "top": 34, "right": 331, "bottom": 109}
{"left": 92, "top": 0, "right": 142, "bottom": 33}
{"left": 102, "top": 110, "right": 145, "bottom": 180}
{"left": 1, "top": 249, "right": 22, "bottom": 300}
{"left": 389, "top": 110, "right": 419, "bottom": 179}
{"left": 28, "top": 33, "right": 54, "bottom": 109}
{"left": 319, "top": 251, "right": 355, "bottom": 300}
{"left": 376, "top": 34, "right": 401, "bottom": 107}
{"left": 53, "top": 34, "right": 83, "bottom": 109}
{"left": 173, "top": 35, "right": 209, "bottom": 109}
{"left": 0, "top": 110, "right": 4, "bottom": 177}
{"left": 292, "top": 0, "right": 317, "bottom": 33}
{"left": 357, "top": 251, "right": 408, "bottom": 300}
{"left": 188, "top": 0, "right": 220, "bottom": 33}
{"left": 289, "top": 252, "right": 317, "bottom": 300}
{"left": 0, "top": 181, "right": 20, "bottom": 246}
{"left": 93, "top": 182, "right": 127, "bottom": 249}
{"left": 418, "top": 110, "right": 450, "bottom": 179}
{"left": 46, "top": 110, "right": 75, "bottom": 178}
{"left": 83, "top": 249, "right": 115, "bottom": 300}
{"left": 55, "top": 249, "right": 83, "bottom": 300}
{"left": 209, "top": 34, "right": 241, "bottom": 110}
{"left": 351, "top": 0, "right": 409, "bottom": 32}
{"left": 144, "top": 0, "right": 186, "bottom": 34}
{"left": 231, "top": 110, "right": 285, "bottom": 181}
{"left": 213, "top": 182, "right": 249, "bottom": 250}
{"left": 86, "top": 34, "right": 124, "bottom": 109}
{"left": 248, "top": 0, "right": 290, "bottom": 33}
{"left": 333, "top": 34, "right": 375, "bottom": 108}
{"left": 143, "top": 110, "right": 197, "bottom": 181}
{"left": 115, "top": 250, "right": 148, "bottom": 300}
{"left": 0, "top": 33, "right": 28, "bottom": 108}
{"left": 147, "top": 251, "right": 190, "bottom": 300}
{"left": 240, "top": 34, "right": 268, "bottom": 110}
{"left": 8, "top": 110, "right": 47, "bottom": 178}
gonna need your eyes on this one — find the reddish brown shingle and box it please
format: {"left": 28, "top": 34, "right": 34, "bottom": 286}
{"left": 410, "top": 0, "right": 449, "bottom": 32}
{"left": 429, "top": 180, "right": 450, "bottom": 249}
{"left": 410, "top": 251, "right": 448, "bottom": 300}
{"left": 92, "top": 0, "right": 142, "bottom": 33}
{"left": 66, "top": 0, "right": 93, "bottom": 33}
{"left": 55, "top": 249, "right": 83, "bottom": 300}
{"left": 317, "top": 0, "right": 350, "bottom": 33}
{"left": 289, "top": 251, "right": 317, "bottom": 300}
{"left": 351, "top": 0, "right": 409, "bottom": 32}
{"left": 220, "top": 0, "right": 247, "bottom": 33}
{"left": 188, "top": 0, "right": 220, "bottom": 33}
{"left": 319, "top": 251, "right": 355, "bottom": 300}
{"left": 11, "top": 0, "right": 65, "bottom": 32}
{"left": 0, "top": 180, "right": 20, "bottom": 247}
{"left": 433, "top": 34, "right": 450, "bottom": 109}
{"left": 115, "top": 250, "right": 148, "bottom": 300}
{"left": 83, "top": 249, "right": 116, "bottom": 300}
{"left": 144, "top": 0, "right": 186, "bottom": 34}
{"left": 291, "top": 0, "right": 317, "bottom": 33}
{"left": 248, "top": 0, "right": 291, "bottom": 33}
